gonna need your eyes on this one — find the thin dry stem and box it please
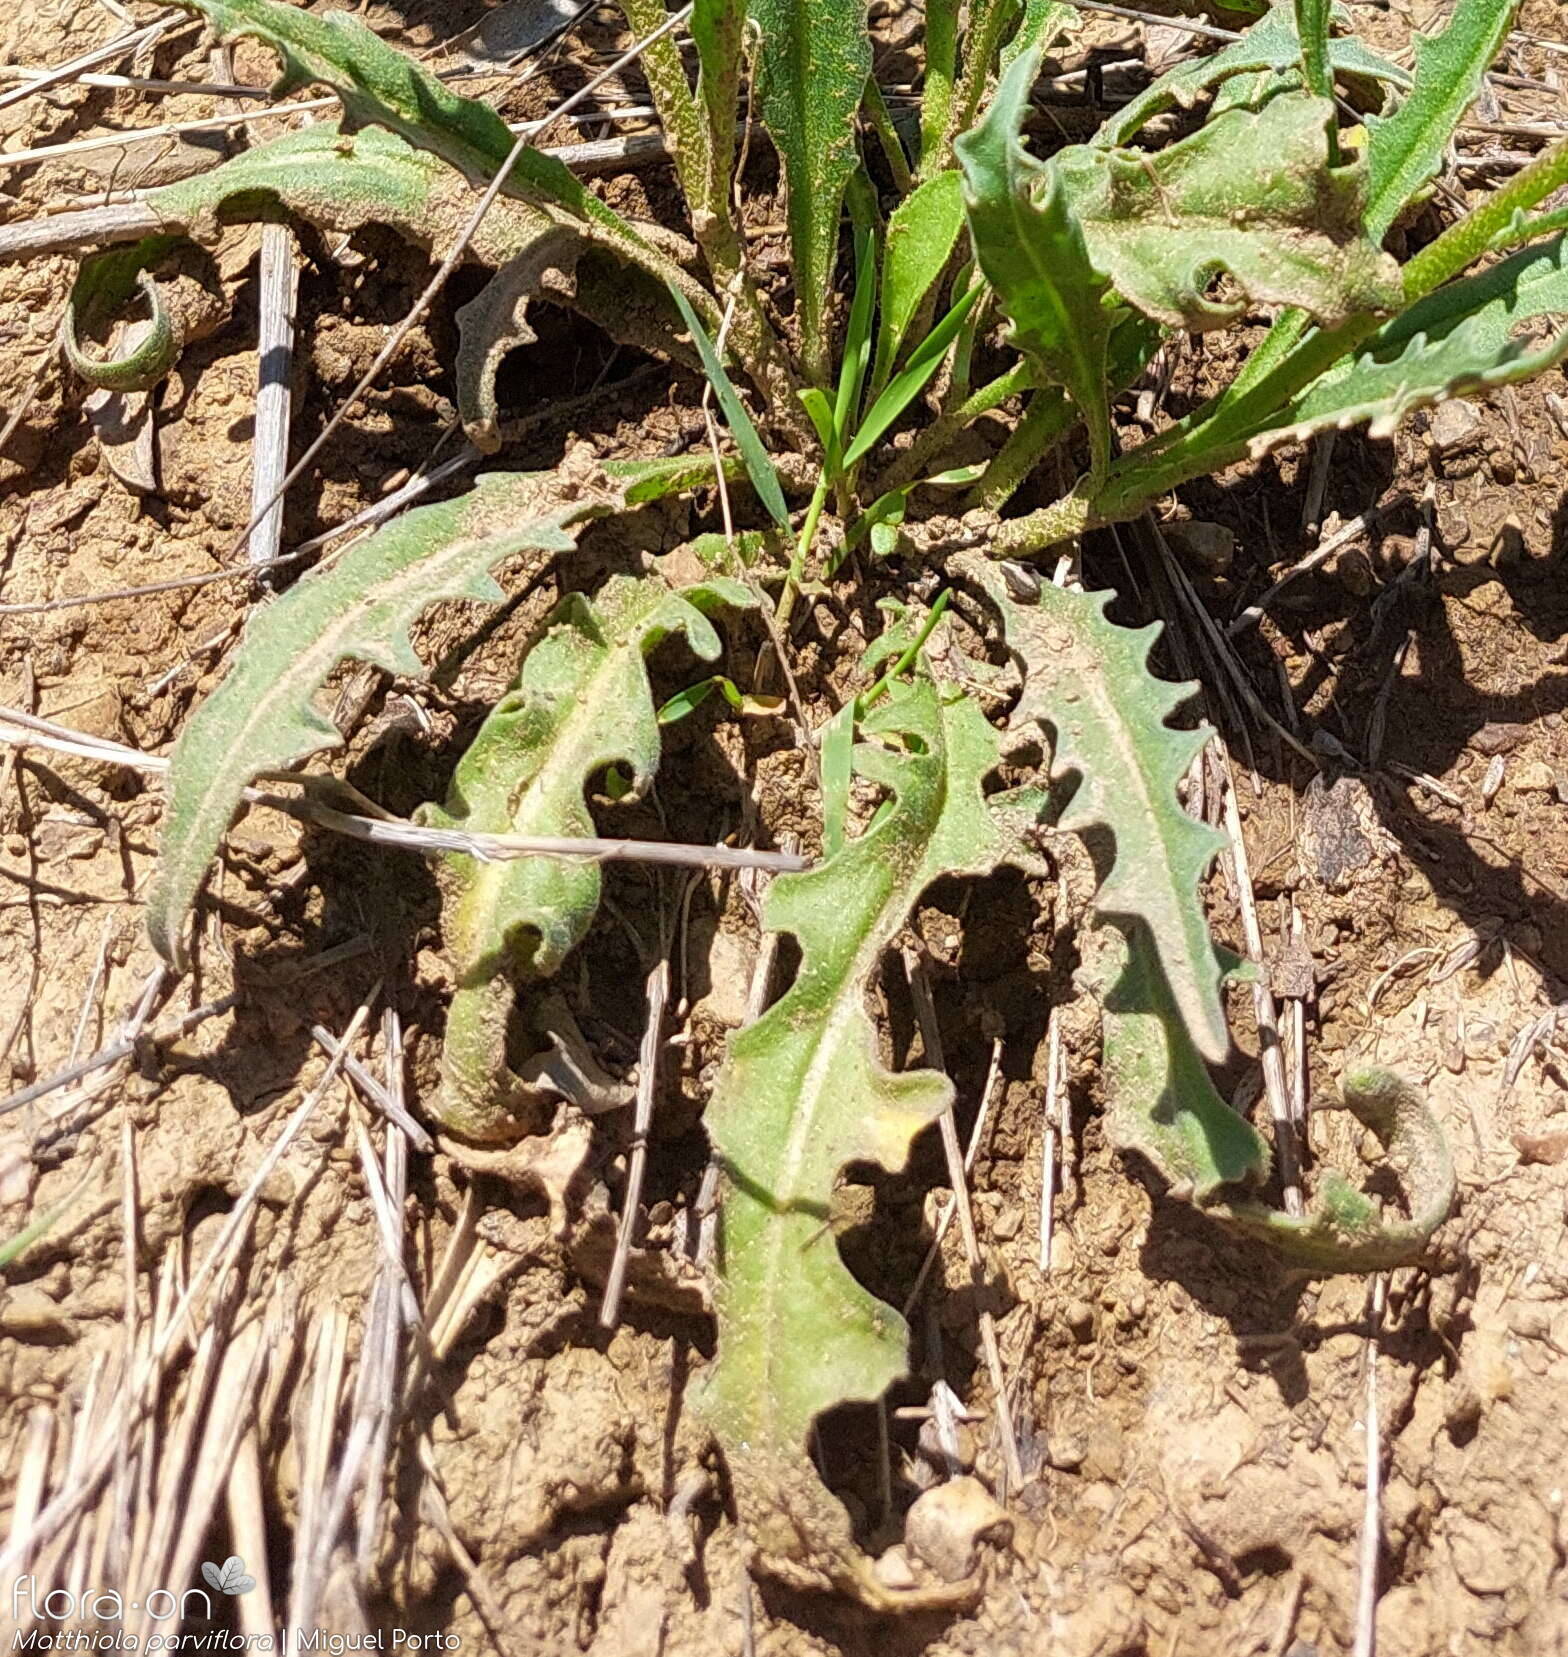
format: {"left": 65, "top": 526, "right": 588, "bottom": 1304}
{"left": 601, "top": 956, "right": 670, "bottom": 1327}
{"left": 903, "top": 950, "right": 1024, "bottom": 1495}
{"left": 1228, "top": 505, "right": 1391, "bottom": 637}
{"left": 1039, "top": 1011, "right": 1062, "bottom": 1274}
{"left": 1354, "top": 1274, "right": 1388, "bottom": 1657}
{"left": 1217, "top": 743, "right": 1303, "bottom": 1217}
{"left": 226, "top": 1428, "right": 278, "bottom": 1639}
{"left": 248, "top": 221, "right": 300, "bottom": 567}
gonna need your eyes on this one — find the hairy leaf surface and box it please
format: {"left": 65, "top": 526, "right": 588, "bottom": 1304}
{"left": 1097, "top": 232, "right": 1568, "bottom": 520}
{"left": 958, "top": 44, "right": 1114, "bottom": 479}
{"left": 1363, "top": 0, "right": 1520, "bottom": 241}
{"left": 999, "top": 0, "right": 1076, "bottom": 73}
{"left": 874, "top": 169, "right": 966, "bottom": 393}
{"left": 1099, "top": 6, "right": 1407, "bottom": 150}
{"left": 422, "top": 574, "right": 751, "bottom": 1138}
{"left": 455, "top": 225, "right": 583, "bottom": 453}
{"left": 958, "top": 556, "right": 1235, "bottom": 1063}
{"left": 701, "top": 676, "right": 1038, "bottom": 1574}
{"left": 1090, "top": 925, "right": 1267, "bottom": 1197}
{"left": 167, "top": 0, "right": 698, "bottom": 302}
{"left": 148, "top": 469, "right": 617, "bottom": 968}
{"left": 1097, "top": 927, "right": 1453, "bottom": 1267}
{"left": 1057, "top": 92, "right": 1402, "bottom": 329}
{"left": 747, "top": 0, "right": 870, "bottom": 382}
{"left": 63, "top": 124, "right": 590, "bottom": 441}
{"left": 1246, "top": 231, "right": 1568, "bottom": 453}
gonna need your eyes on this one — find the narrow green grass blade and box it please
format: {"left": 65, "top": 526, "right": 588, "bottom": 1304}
{"left": 871, "top": 168, "right": 966, "bottom": 397}
{"left": 842, "top": 284, "right": 979, "bottom": 467}
{"left": 668, "top": 285, "right": 791, "bottom": 530}
{"left": 832, "top": 222, "right": 878, "bottom": 453}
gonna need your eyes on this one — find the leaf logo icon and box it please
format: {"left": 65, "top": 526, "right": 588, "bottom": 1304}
{"left": 201, "top": 1556, "right": 257, "bottom": 1596}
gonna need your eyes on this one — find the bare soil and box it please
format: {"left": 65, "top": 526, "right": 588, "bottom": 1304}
{"left": 2, "top": 3, "right": 1568, "bottom": 1654}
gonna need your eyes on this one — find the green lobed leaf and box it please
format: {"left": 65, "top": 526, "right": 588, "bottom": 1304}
{"left": 999, "top": 0, "right": 1076, "bottom": 74}
{"left": 1097, "top": 6, "right": 1408, "bottom": 150}
{"left": 747, "top": 0, "right": 871, "bottom": 383}
{"left": 166, "top": 0, "right": 698, "bottom": 304}
{"left": 1056, "top": 91, "right": 1403, "bottom": 330}
{"left": 957, "top": 555, "right": 1237, "bottom": 1064}
{"left": 1096, "top": 232, "right": 1568, "bottom": 523}
{"left": 1244, "top": 231, "right": 1568, "bottom": 454}
{"left": 65, "top": 245, "right": 181, "bottom": 392}
{"left": 1217, "top": 1064, "right": 1455, "bottom": 1271}
{"left": 699, "top": 675, "right": 1039, "bottom": 1581}
{"left": 148, "top": 469, "right": 619, "bottom": 970}
{"left": 1091, "top": 925, "right": 1268, "bottom": 1199}
{"left": 455, "top": 224, "right": 583, "bottom": 454}
{"left": 1363, "top": 0, "right": 1521, "bottom": 242}
{"left": 875, "top": 173, "right": 961, "bottom": 396}
{"left": 149, "top": 121, "right": 481, "bottom": 249}
{"left": 1097, "top": 926, "right": 1453, "bottom": 1268}
{"left": 61, "top": 125, "right": 633, "bottom": 446}
{"left": 420, "top": 573, "right": 752, "bottom": 1138}
{"left": 957, "top": 43, "right": 1115, "bottom": 481}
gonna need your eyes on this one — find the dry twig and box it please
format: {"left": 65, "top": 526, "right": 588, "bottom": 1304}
{"left": 902, "top": 951, "right": 1024, "bottom": 1495}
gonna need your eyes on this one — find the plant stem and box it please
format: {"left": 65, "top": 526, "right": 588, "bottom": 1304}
{"left": 864, "top": 77, "right": 913, "bottom": 194}
{"left": 1094, "top": 310, "right": 1378, "bottom": 518}
{"left": 873, "top": 359, "right": 1036, "bottom": 494}
{"left": 858, "top": 588, "right": 953, "bottom": 711}
{"left": 776, "top": 472, "right": 831, "bottom": 629}
{"left": 616, "top": 0, "right": 802, "bottom": 436}
{"left": 965, "top": 386, "right": 1074, "bottom": 510}
{"left": 986, "top": 479, "right": 1097, "bottom": 557}
{"left": 1402, "top": 136, "right": 1568, "bottom": 301}
{"left": 939, "top": 0, "right": 1021, "bottom": 173}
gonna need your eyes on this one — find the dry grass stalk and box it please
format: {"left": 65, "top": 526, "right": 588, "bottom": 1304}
{"left": 1217, "top": 742, "right": 1304, "bottom": 1217}
{"left": 248, "top": 222, "right": 301, "bottom": 569}
{"left": 1353, "top": 1274, "right": 1389, "bottom": 1657}
{"left": 1039, "top": 1011, "right": 1062, "bottom": 1273}
{"left": 902, "top": 950, "right": 1024, "bottom": 1494}
{"left": 601, "top": 955, "right": 671, "bottom": 1326}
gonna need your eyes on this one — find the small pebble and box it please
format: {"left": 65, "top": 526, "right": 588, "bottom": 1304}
{"left": 0, "top": 1288, "right": 74, "bottom": 1339}
{"left": 1428, "top": 399, "right": 1484, "bottom": 455}
{"left": 1065, "top": 1299, "right": 1096, "bottom": 1342}
{"left": 1512, "top": 760, "right": 1557, "bottom": 795}
{"left": 1164, "top": 519, "right": 1234, "bottom": 575}
{"left": 873, "top": 1545, "right": 917, "bottom": 1592}
{"left": 1481, "top": 754, "right": 1505, "bottom": 808}
{"left": 904, "top": 1477, "right": 1013, "bottom": 1582}
{"left": 990, "top": 1202, "right": 1024, "bottom": 1242}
